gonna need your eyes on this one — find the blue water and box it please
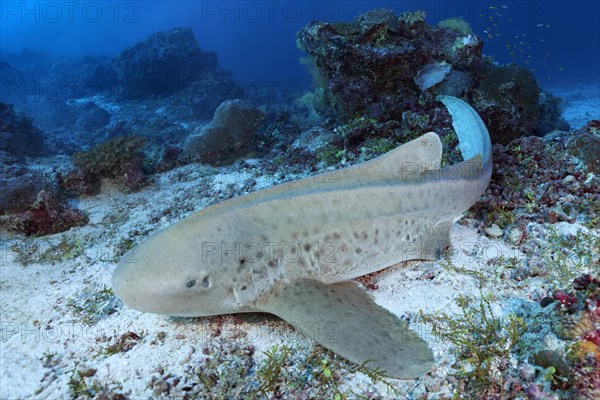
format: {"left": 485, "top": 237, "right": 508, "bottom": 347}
{"left": 1, "top": 0, "right": 599, "bottom": 88}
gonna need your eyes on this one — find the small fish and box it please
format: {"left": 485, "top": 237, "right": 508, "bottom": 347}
{"left": 502, "top": 5, "right": 508, "bottom": 9}
{"left": 488, "top": 34, "right": 494, "bottom": 39}
{"left": 546, "top": 24, "right": 551, "bottom": 28}
{"left": 489, "top": 5, "right": 497, "bottom": 9}
{"left": 537, "top": 24, "right": 544, "bottom": 27}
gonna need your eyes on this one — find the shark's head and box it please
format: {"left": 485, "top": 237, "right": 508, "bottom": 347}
{"left": 111, "top": 225, "right": 242, "bottom": 317}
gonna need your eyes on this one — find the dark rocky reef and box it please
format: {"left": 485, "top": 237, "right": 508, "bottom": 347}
{"left": 185, "top": 100, "right": 265, "bottom": 165}
{"left": 113, "top": 27, "right": 232, "bottom": 100}
{"left": 296, "top": 9, "right": 567, "bottom": 149}
{"left": 0, "top": 102, "right": 45, "bottom": 157}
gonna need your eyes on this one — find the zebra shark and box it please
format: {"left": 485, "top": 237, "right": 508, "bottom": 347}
{"left": 112, "top": 96, "right": 492, "bottom": 378}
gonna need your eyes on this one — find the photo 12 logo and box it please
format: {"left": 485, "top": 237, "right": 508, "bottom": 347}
{"left": 199, "top": 1, "right": 339, "bottom": 24}
{"left": 1, "top": 1, "right": 140, "bottom": 24}
{"left": 1, "top": 320, "right": 141, "bottom": 345}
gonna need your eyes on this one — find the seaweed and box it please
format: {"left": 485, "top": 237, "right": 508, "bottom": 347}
{"left": 419, "top": 293, "right": 527, "bottom": 398}
{"left": 66, "top": 286, "right": 120, "bottom": 325}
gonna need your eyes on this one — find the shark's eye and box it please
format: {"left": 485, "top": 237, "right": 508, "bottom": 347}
{"left": 186, "top": 279, "right": 196, "bottom": 288}
{"left": 202, "top": 276, "right": 210, "bottom": 288}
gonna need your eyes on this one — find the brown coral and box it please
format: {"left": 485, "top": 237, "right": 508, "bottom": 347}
{"left": 72, "top": 135, "right": 149, "bottom": 192}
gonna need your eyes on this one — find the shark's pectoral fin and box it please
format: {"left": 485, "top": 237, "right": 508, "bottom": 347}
{"left": 257, "top": 279, "right": 434, "bottom": 379}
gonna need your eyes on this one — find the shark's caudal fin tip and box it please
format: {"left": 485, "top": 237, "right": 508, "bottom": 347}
{"left": 436, "top": 95, "right": 492, "bottom": 167}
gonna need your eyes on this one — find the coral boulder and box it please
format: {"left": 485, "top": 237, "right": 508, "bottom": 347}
{"left": 185, "top": 100, "right": 265, "bottom": 165}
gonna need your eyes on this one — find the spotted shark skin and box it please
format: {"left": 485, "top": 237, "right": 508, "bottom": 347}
{"left": 112, "top": 96, "right": 492, "bottom": 379}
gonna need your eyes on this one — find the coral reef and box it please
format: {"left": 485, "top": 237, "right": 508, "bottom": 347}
{"left": 185, "top": 99, "right": 265, "bottom": 165}
{"left": 537, "top": 91, "right": 570, "bottom": 134}
{"left": 296, "top": 9, "right": 566, "bottom": 152}
{"left": 81, "top": 59, "right": 119, "bottom": 93}
{"left": 296, "top": 8, "right": 481, "bottom": 124}
{"left": 0, "top": 165, "right": 52, "bottom": 214}
{"left": 437, "top": 17, "right": 473, "bottom": 35}
{"left": 535, "top": 275, "right": 600, "bottom": 400}
{"left": 71, "top": 135, "right": 149, "bottom": 192}
{"left": 4, "top": 190, "right": 88, "bottom": 236}
{"left": 470, "top": 133, "right": 600, "bottom": 232}
{"left": 0, "top": 102, "right": 45, "bottom": 157}
{"left": 188, "top": 79, "right": 245, "bottom": 120}
{"left": 1, "top": 42, "right": 241, "bottom": 155}
{"left": 472, "top": 64, "right": 542, "bottom": 144}
{"left": 0, "top": 158, "right": 91, "bottom": 237}
{"left": 565, "top": 120, "right": 600, "bottom": 175}
{"left": 73, "top": 102, "right": 111, "bottom": 133}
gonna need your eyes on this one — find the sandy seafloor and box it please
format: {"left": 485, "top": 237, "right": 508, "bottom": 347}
{"left": 0, "top": 84, "right": 598, "bottom": 399}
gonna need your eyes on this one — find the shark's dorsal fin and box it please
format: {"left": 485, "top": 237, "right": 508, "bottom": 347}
{"left": 257, "top": 279, "right": 434, "bottom": 379}
{"left": 195, "top": 132, "right": 442, "bottom": 219}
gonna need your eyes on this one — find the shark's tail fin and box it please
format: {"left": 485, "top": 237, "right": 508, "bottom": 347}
{"left": 436, "top": 95, "right": 492, "bottom": 168}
